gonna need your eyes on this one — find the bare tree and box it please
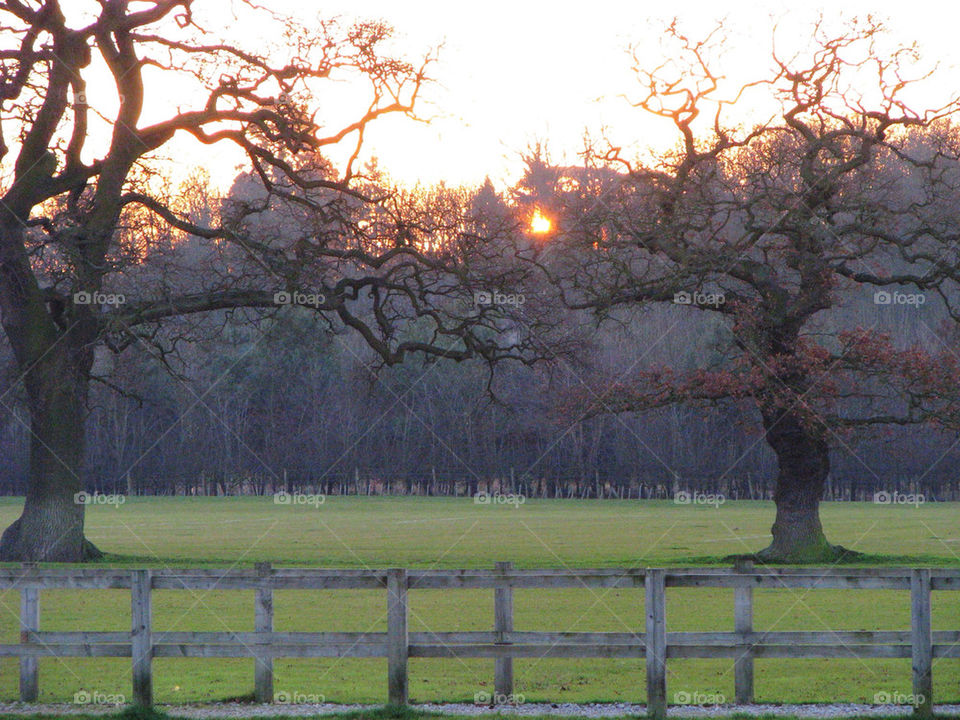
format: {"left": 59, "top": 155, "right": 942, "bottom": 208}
{"left": 0, "top": 1, "right": 550, "bottom": 561}
{"left": 546, "top": 19, "right": 960, "bottom": 561}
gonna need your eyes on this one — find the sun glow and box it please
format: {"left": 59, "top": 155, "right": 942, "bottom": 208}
{"left": 52, "top": 2, "right": 960, "bottom": 190}
{"left": 530, "top": 208, "right": 552, "bottom": 234}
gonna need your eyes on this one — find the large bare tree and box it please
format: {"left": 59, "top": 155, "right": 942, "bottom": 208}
{"left": 546, "top": 20, "right": 960, "bottom": 561}
{"left": 0, "top": 1, "right": 549, "bottom": 561}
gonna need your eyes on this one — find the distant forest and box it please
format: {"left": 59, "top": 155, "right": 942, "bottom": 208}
{"left": 1, "top": 159, "right": 957, "bottom": 502}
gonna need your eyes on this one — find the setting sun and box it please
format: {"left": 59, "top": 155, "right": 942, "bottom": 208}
{"left": 530, "top": 208, "right": 552, "bottom": 234}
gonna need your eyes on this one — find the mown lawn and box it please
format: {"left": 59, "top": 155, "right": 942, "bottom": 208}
{"left": 2, "top": 708, "right": 956, "bottom": 720}
{"left": 0, "top": 497, "right": 957, "bottom": 706}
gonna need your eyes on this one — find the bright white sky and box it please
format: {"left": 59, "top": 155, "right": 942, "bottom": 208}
{"left": 154, "top": 1, "right": 960, "bottom": 189}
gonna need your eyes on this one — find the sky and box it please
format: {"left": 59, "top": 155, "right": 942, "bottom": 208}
{"left": 72, "top": 1, "right": 960, "bottom": 191}
{"left": 262, "top": 0, "right": 960, "bottom": 189}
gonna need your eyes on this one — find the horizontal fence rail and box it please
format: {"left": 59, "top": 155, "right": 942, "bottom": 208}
{"left": 1, "top": 563, "right": 956, "bottom": 717}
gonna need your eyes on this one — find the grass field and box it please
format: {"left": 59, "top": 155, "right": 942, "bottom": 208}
{"left": 0, "top": 712, "right": 946, "bottom": 720}
{"left": 2, "top": 709, "right": 943, "bottom": 720}
{"left": 0, "top": 496, "right": 958, "bottom": 706}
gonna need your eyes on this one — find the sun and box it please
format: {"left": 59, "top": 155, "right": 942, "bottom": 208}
{"left": 530, "top": 208, "right": 552, "bottom": 234}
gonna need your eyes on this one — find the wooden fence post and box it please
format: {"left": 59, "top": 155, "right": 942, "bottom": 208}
{"left": 19, "top": 563, "right": 39, "bottom": 703}
{"left": 733, "top": 559, "right": 754, "bottom": 705}
{"left": 645, "top": 568, "right": 667, "bottom": 720}
{"left": 387, "top": 568, "right": 409, "bottom": 705}
{"left": 494, "top": 561, "right": 514, "bottom": 700}
{"left": 254, "top": 562, "right": 274, "bottom": 703}
{"left": 910, "top": 568, "right": 932, "bottom": 718}
{"left": 131, "top": 569, "right": 153, "bottom": 707}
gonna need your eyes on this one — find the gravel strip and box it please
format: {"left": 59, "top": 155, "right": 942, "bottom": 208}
{"left": 1, "top": 703, "right": 959, "bottom": 718}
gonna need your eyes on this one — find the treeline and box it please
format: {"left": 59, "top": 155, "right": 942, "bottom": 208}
{"left": 1, "top": 166, "right": 958, "bottom": 504}
{"left": 1, "top": 303, "right": 956, "bottom": 502}
{"left": 95, "top": 471, "right": 958, "bottom": 503}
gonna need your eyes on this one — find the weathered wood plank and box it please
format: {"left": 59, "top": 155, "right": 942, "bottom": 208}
{"left": 2, "top": 565, "right": 957, "bottom": 579}
{"left": 645, "top": 568, "right": 666, "bottom": 720}
{"left": 934, "top": 644, "right": 960, "bottom": 658}
{"left": 667, "top": 567, "right": 919, "bottom": 577}
{"left": 5, "top": 569, "right": 940, "bottom": 591}
{"left": 19, "top": 581, "right": 38, "bottom": 702}
{"left": 497, "top": 631, "right": 643, "bottom": 645}
{"left": 0, "top": 574, "right": 132, "bottom": 590}
{"left": 930, "top": 576, "right": 960, "bottom": 590}
{"left": 137, "top": 640, "right": 936, "bottom": 661}
{"left": 409, "top": 643, "right": 646, "bottom": 659}
{"left": 667, "top": 644, "right": 913, "bottom": 659}
{"left": 494, "top": 562, "right": 514, "bottom": 699}
{"left": 178, "top": 629, "right": 640, "bottom": 647}
{"left": 3, "top": 566, "right": 957, "bottom": 592}
{"left": 5, "top": 638, "right": 925, "bottom": 661}
{"left": 1, "top": 644, "right": 131, "bottom": 657}
{"left": 668, "top": 630, "right": 914, "bottom": 646}
{"left": 254, "top": 562, "right": 273, "bottom": 703}
{"left": 387, "top": 568, "right": 408, "bottom": 705}
{"left": 407, "top": 573, "right": 645, "bottom": 589}
{"left": 667, "top": 575, "right": 911, "bottom": 589}
{"left": 151, "top": 576, "right": 384, "bottom": 590}
{"left": 25, "top": 628, "right": 915, "bottom": 648}
{"left": 150, "top": 631, "right": 388, "bottom": 645}
{"left": 131, "top": 569, "right": 153, "bottom": 707}
{"left": 28, "top": 631, "right": 130, "bottom": 643}
{"left": 911, "top": 569, "right": 933, "bottom": 718}
{"left": 151, "top": 643, "right": 386, "bottom": 658}
{"left": 409, "top": 568, "right": 645, "bottom": 581}
{"left": 734, "top": 559, "right": 753, "bottom": 704}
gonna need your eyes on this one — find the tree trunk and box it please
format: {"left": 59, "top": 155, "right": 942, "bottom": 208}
{"left": 756, "top": 409, "right": 844, "bottom": 562}
{"left": 0, "top": 346, "right": 101, "bottom": 562}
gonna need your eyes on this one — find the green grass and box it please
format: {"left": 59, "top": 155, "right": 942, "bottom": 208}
{"left": 0, "top": 497, "right": 957, "bottom": 707}
{"left": 8, "top": 495, "right": 957, "bottom": 568}
{"left": 2, "top": 709, "right": 957, "bottom": 720}
{"left": 4, "top": 712, "right": 952, "bottom": 720}
{"left": 2, "top": 711, "right": 958, "bottom": 720}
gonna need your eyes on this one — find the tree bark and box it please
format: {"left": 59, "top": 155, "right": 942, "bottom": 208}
{"left": 0, "top": 336, "right": 101, "bottom": 562}
{"left": 756, "top": 409, "right": 842, "bottom": 562}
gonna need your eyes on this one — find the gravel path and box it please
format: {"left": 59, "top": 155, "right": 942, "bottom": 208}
{"left": 1, "top": 703, "right": 958, "bottom": 718}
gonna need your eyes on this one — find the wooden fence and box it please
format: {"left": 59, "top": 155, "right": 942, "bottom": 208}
{"left": 1, "top": 563, "right": 958, "bottom": 718}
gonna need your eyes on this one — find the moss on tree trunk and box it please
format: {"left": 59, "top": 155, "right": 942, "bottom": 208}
{"left": 755, "top": 409, "right": 855, "bottom": 563}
